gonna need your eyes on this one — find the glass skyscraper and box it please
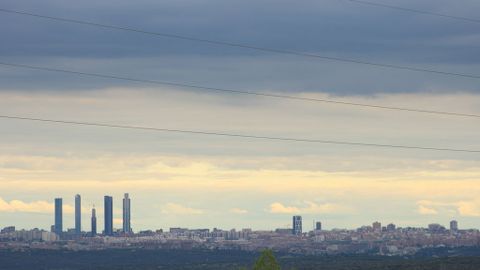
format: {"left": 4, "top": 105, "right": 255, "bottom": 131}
{"left": 91, "top": 206, "right": 97, "bottom": 236}
{"left": 292, "top": 215, "right": 302, "bottom": 235}
{"left": 54, "top": 198, "right": 63, "bottom": 236}
{"left": 75, "top": 194, "right": 81, "bottom": 235}
{"left": 104, "top": 196, "right": 113, "bottom": 236}
{"left": 122, "top": 193, "right": 131, "bottom": 234}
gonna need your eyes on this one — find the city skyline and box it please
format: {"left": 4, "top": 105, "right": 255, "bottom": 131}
{"left": 1, "top": 191, "right": 478, "bottom": 232}
{"left": 1, "top": 214, "right": 475, "bottom": 259}
{"left": 1, "top": 194, "right": 471, "bottom": 235}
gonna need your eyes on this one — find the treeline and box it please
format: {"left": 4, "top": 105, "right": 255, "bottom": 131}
{"left": 2, "top": 248, "right": 480, "bottom": 269}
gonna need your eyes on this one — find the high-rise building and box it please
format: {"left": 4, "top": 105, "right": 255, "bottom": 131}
{"left": 450, "top": 220, "right": 458, "bottom": 232}
{"left": 122, "top": 193, "right": 131, "bottom": 234}
{"left": 372, "top": 221, "right": 381, "bottom": 232}
{"left": 292, "top": 216, "right": 302, "bottom": 235}
{"left": 315, "top": 221, "right": 322, "bottom": 231}
{"left": 75, "top": 194, "right": 81, "bottom": 235}
{"left": 91, "top": 206, "right": 97, "bottom": 237}
{"left": 54, "top": 198, "right": 63, "bottom": 236}
{"left": 104, "top": 196, "right": 113, "bottom": 236}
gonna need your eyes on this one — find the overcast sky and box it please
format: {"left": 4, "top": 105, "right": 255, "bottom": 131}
{"left": 1, "top": 0, "right": 480, "bottom": 232}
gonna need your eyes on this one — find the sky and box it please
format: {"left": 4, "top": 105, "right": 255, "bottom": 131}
{"left": 1, "top": 0, "right": 480, "bottom": 232}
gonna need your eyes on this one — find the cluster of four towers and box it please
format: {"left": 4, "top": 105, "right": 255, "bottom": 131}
{"left": 54, "top": 193, "right": 131, "bottom": 237}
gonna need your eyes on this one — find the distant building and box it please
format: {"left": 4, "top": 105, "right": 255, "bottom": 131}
{"left": 170, "top": 227, "right": 189, "bottom": 234}
{"left": 450, "top": 220, "right": 458, "bottom": 231}
{"left": 54, "top": 198, "right": 63, "bottom": 236}
{"left": 428, "top": 223, "right": 446, "bottom": 233}
{"left": 275, "top": 228, "right": 292, "bottom": 235}
{"left": 386, "top": 223, "right": 396, "bottom": 232}
{"left": 65, "top": 228, "right": 77, "bottom": 239}
{"left": 13, "top": 228, "right": 59, "bottom": 242}
{"left": 315, "top": 221, "right": 322, "bottom": 231}
{"left": 104, "top": 196, "right": 113, "bottom": 236}
{"left": 1, "top": 226, "right": 15, "bottom": 234}
{"left": 292, "top": 216, "right": 302, "bottom": 235}
{"left": 42, "top": 231, "right": 59, "bottom": 242}
{"left": 372, "top": 221, "right": 381, "bottom": 232}
{"left": 123, "top": 193, "right": 131, "bottom": 234}
{"left": 75, "top": 194, "right": 81, "bottom": 235}
{"left": 91, "top": 206, "right": 97, "bottom": 237}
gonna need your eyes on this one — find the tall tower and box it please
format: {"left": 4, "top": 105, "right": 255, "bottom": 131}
{"left": 54, "top": 198, "right": 63, "bottom": 236}
{"left": 292, "top": 215, "right": 302, "bottom": 235}
{"left": 104, "top": 196, "right": 113, "bottom": 236}
{"left": 450, "top": 220, "right": 458, "bottom": 232}
{"left": 75, "top": 194, "right": 81, "bottom": 235}
{"left": 91, "top": 206, "right": 97, "bottom": 236}
{"left": 122, "top": 193, "right": 131, "bottom": 234}
{"left": 315, "top": 221, "right": 322, "bottom": 231}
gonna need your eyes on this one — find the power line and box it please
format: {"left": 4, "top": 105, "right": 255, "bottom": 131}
{"left": 2, "top": 61, "right": 480, "bottom": 119}
{"left": 346, "top": 0, "right": 480, "bottom": 24}
{"left": 0, "top": 8, "right": 479, "bottom": 80}
{"left": 0, "top": 114, "right": 478, "bottom": 153}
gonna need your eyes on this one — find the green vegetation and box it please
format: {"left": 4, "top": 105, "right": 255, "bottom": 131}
{"left": 253, "top": 249, "right": 281, "bottom": 270}
{"left": 1, "top": 248, "right": 480, "bottom": 269}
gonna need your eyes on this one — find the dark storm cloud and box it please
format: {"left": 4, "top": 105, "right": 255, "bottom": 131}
{"left": 0, "top": 0, "right": 480, "bottom": 94}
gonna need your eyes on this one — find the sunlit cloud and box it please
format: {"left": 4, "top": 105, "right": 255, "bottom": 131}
{"left": 0, "top": 197, "right": 75, "bottom": 214}
{"left": 455, "top": 201, "right": 480, "bottom": 217}
{"left": 1, "top": 89, "right": 480, "bottom": 229}
{"left": 269, "top": 201, "right": 348, "bottom": 214}
{"left": 417, "top": 205, "right": 438, "bottom": 215}
{"left": 113, "top": 218, "right": 123, "bottom": 225}
{"left": 416, "top": 200, "right": 480, "bottom": 217}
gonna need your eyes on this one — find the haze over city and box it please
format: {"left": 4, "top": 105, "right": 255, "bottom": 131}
{"left": 1, "top": 1, "right": 480, "bottom": 268}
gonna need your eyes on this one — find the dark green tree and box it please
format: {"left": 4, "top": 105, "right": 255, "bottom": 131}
{"left": 253, "top": 249, "right": 281, "bottom": 270}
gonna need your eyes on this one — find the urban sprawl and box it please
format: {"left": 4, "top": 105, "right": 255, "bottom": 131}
{"left": 1, "top": 194, "right": 479, "bottom": 256}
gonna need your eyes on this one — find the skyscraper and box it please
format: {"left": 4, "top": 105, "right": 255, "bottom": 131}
{"left": 104, "top": 196, "right": 113, "bottom": 236}
{"left": 91, "top": 206, "right": 97, "bottom": 237}
{"left": 292, "top": 215, "right": 302, "bottom": 235}
{"left": 75, "top": 194, "right": 81, "bottom": 235}
{"left": 54, "top": 198, "right": 63, "bottom": 236}
{"left": 315, "top": 221, "right": 322, "bottom": 231}
{"left": 450, "top": 220, "right": 458, "bottom": 232}
{"left": 122, "top": 193, "right": 131, "bottom": 234}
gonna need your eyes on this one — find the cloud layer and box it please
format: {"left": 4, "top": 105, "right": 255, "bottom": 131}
{"left": 1, "top": 0, "right": 480, "bottom": 94}
{"left": 0, "top": 88, "right": 479, "bottom": 230}
{"left": 417, "top": 200, "right": 480, "bottom": 217}
{"left": 269, "top": 202, "right": 347, "bottom": 214}
{"left": 0, "top": 197, "right": 74, "bottom": 214}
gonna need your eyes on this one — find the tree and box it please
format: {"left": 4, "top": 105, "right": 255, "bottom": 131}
{"left": 253, "top": 249, "right": 281, "bottom": 270}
